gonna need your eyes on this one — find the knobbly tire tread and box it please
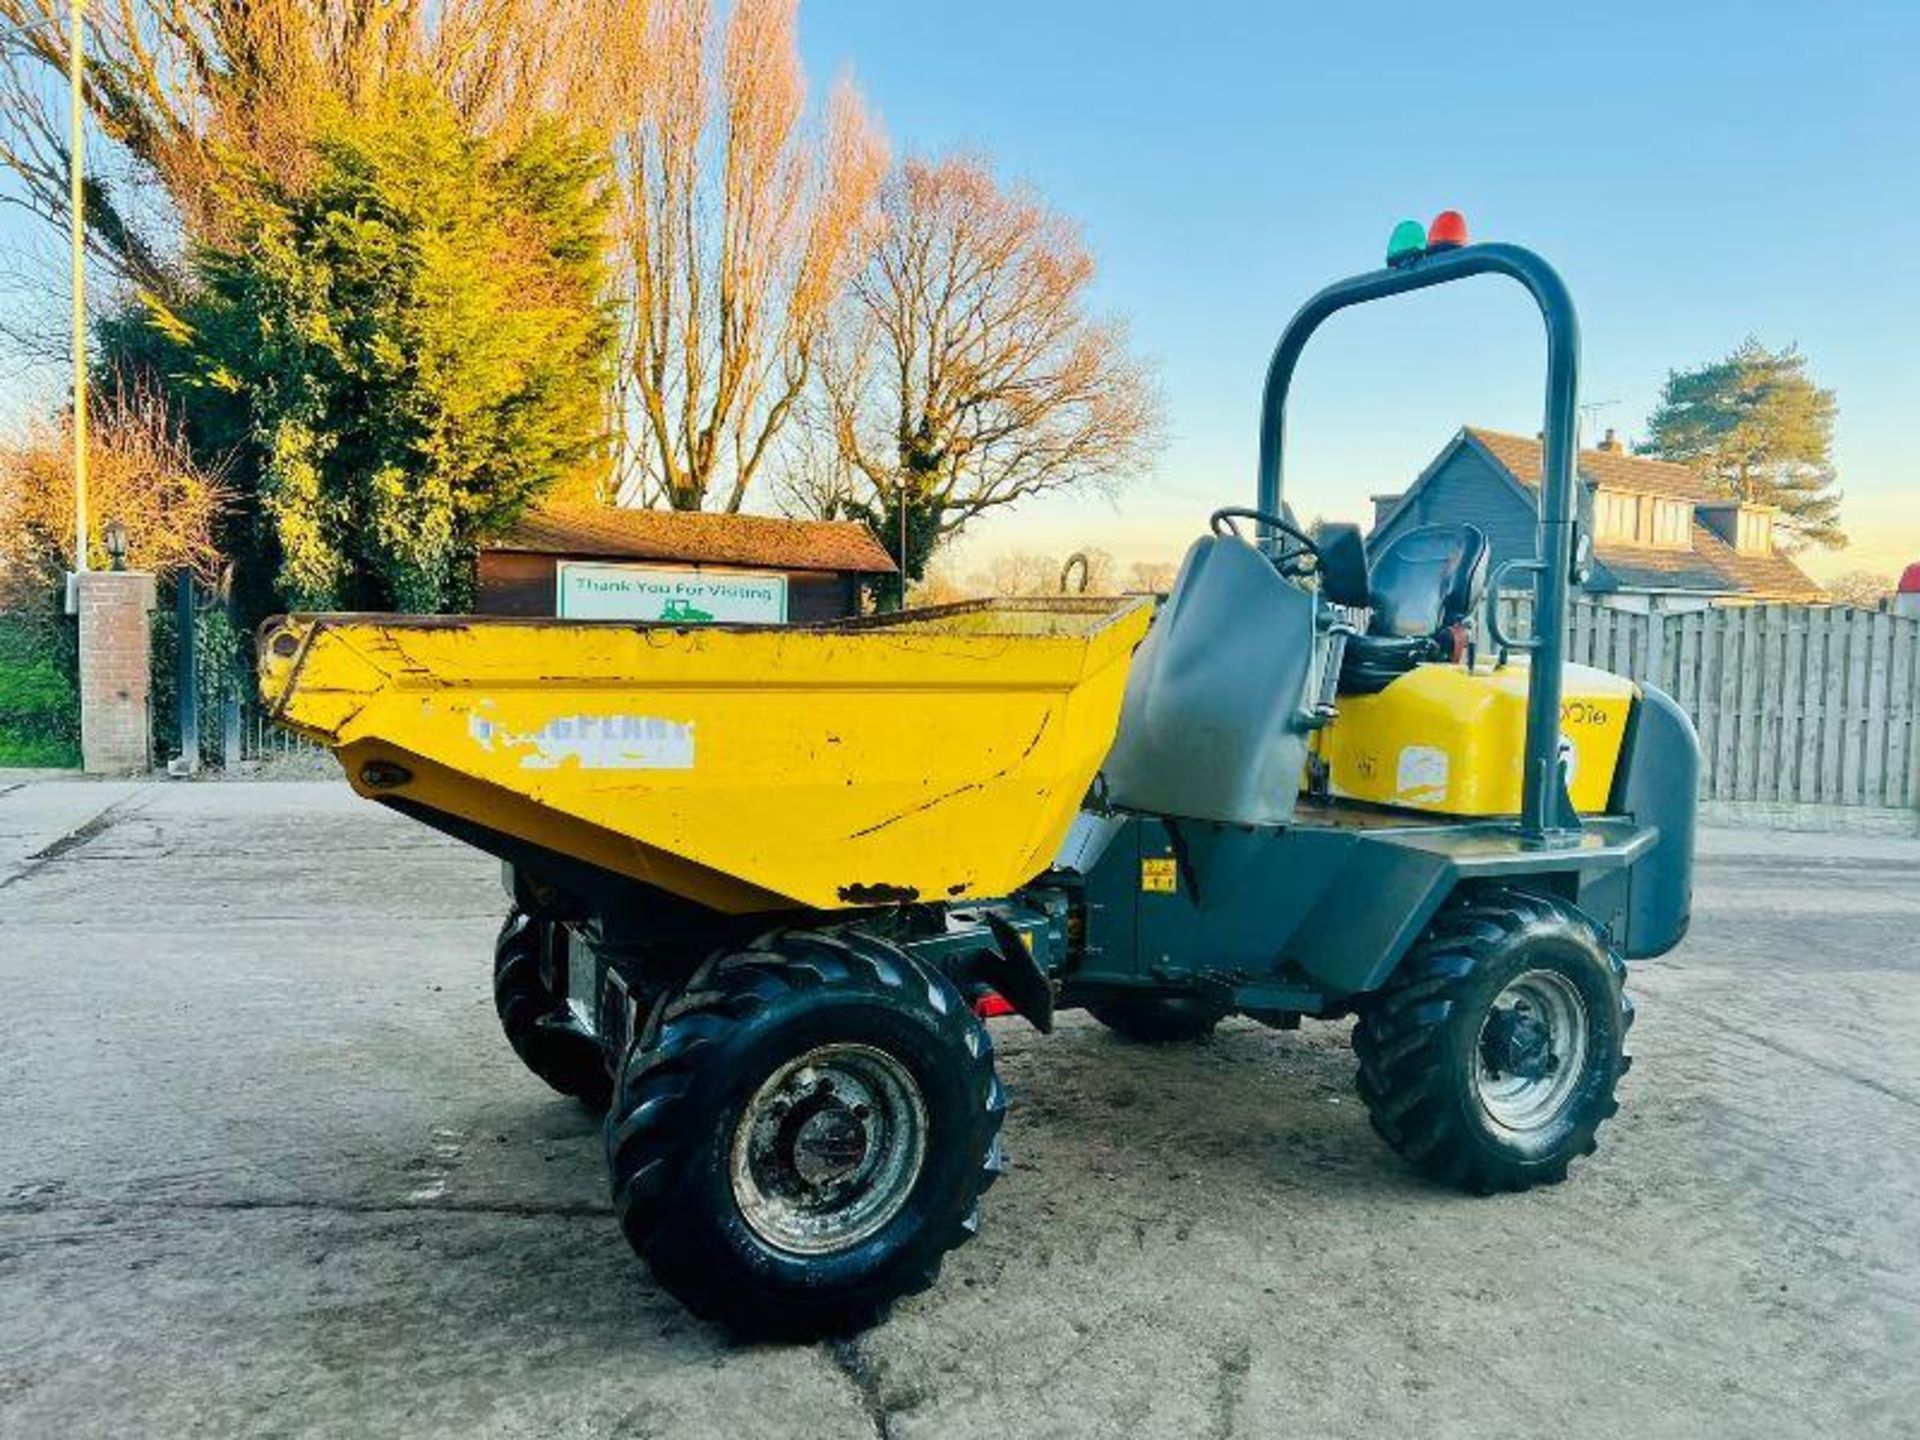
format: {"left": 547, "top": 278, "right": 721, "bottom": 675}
{"left": 605, "top": 929, "right": 1005, "bottom": 1337}
{"left": 494, "top": 909, "right": 613, "bottom": 1111}
{"left": 1083, "top": 993, "right": 1232, "bottom": 1043}
{"left": 1352, "top": 887, "right": 1630, "bottom": 1194}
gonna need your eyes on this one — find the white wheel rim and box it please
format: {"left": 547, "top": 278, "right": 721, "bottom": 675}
{"left": 1473, "top": 969, "right": 1590, "bottom": 1136}
{"left": 729, "top": 1044, "right": 927, "bottom": 1256}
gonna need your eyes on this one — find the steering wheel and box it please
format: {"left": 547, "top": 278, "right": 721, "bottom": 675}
{"left": 1210, "top": 506, "right": 1322, "bottom": 578}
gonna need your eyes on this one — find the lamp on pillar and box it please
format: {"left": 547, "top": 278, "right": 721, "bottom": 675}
{"left": 102, "top": 517, "right": 127, "bottom": 571}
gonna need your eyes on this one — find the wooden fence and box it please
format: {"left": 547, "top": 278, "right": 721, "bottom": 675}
{"left": 1496, "top": 597, "right": 1920, "bottom": 811}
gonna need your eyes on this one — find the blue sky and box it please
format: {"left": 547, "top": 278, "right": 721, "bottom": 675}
{"left": 800, "top": 0, "right": 1918, "bottom": 580}
{"left": 1, "top": 3, "right": 1910, "bottom": 580}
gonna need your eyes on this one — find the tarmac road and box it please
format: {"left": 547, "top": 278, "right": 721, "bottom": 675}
{"left": 1, "top": 779, "right": 1916, "bottom": 1438}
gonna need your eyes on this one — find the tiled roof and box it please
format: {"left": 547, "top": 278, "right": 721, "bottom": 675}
{"left": 1593, "top": 527, "right": 1825, "bottom": 600}
{"left": 1677, "top": 524, "right": 1824, "bottom": 599}
{"left": 1466, "top": 427, "right": 1720, "bottom": 503}
{"left": 1464, "top": 427, "right": 1824, "bottom": 600}
{"left": 489, "top": 504, "right": 897, "bottom": 575}
{"left": 1590, "top": 542, "right": 1728, "bottom": 593}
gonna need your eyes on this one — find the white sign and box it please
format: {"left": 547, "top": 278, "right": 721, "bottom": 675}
{"left": 1396, "top": 745, "right": 1450, "bottom": 806}
{"left": 556, "top": 562, "right": 788, "bottom": 624}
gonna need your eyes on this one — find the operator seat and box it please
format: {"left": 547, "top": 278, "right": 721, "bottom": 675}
{"left": 1339, "top": 523, "right": 1491, "bottom": 695}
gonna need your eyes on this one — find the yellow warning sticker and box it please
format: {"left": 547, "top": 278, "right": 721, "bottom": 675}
{"left": 1141, "top": 857, "right": 1177, "bottom": 893}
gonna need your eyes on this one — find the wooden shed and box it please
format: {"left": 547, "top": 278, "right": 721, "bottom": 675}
{"left": 477, "top": 505, "right": 896, "bottom": 624}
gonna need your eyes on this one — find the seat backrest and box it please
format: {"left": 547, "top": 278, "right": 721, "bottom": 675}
{"left": 1366, "top": 523, "right": 1491, "bottom": 638}
{"left": 1101, "top": 534, "right": 1317, "bottom": 828}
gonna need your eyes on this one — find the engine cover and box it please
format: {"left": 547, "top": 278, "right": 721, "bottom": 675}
{"left": 1313, "top": 660, "right": 1635, "bottom": 816}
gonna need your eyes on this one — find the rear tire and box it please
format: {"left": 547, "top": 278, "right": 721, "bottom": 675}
{"left": 1352, "top": 888, "right": 1630, "bottom": 1193}
{"left": 1084, "top": 992, "right": 1231, "bottom": 1043}
{"left": 494, "top": 909, "right": 612, "bottom": 1111}
{"left": 605, "top": 930, "right": 1006, "bottom": 1337}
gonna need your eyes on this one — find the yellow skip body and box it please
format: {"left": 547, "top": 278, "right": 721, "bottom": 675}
{"left": 259, "top": 598, "right": 1152, "bottom": 914}
{"left": 1313, "top": 659, "right": 1636, "bottom": 816}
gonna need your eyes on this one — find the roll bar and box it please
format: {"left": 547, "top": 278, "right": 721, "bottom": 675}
{"left": 1255, "top": 241, "right": 1583, "bottom": 844}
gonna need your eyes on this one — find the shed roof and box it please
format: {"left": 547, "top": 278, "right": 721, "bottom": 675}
{"left": 490, "top": 504, "right": 897, "bottom": 575}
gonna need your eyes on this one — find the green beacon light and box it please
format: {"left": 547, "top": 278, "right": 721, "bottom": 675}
{"left": 1385, "top": 219, "right": 1426, "bottom": 267}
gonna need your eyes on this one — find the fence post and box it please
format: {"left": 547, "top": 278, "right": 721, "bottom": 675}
{"left": 173, "top": 573, "right": 200, "bottom": 775}
{"left": 1795, "top": 608, "right": 1817, "bottom": 803}
{"left": 1897, "top": 616, "right": 1920, "bottom": 812}
{"left": 1908, "top": 615, "right": 1920, "bottom": 814}
{"left": 1781, "top": 607, "right": 1808, "bottom": 802}
{"left": 222, "top": 688, "right": 243, "bottom": 770}
{"left": 1841, "top": 609, "right": 1871, "bottom": 805}
{"left": 1643, "top": 600, "right": 1666, "bottom": 690}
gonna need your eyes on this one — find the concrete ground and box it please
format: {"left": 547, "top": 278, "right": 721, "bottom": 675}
{"left": 2, "top": 779, "right": 1916, "bottom": 1439}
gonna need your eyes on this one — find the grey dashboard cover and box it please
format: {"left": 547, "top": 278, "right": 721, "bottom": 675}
{"left": 1101, "top": 534, "right": 1315, "bottom": 827}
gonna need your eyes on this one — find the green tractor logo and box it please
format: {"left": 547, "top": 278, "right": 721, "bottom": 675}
{"left": 659, "top": 597, "right": 716, "bottom": 624}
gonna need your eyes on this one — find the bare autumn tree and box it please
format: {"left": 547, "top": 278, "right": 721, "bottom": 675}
{"left": 0, "top": 0, "right": 637, "bottom": 292}
{"left": 904, "top": 555, "right": 970, "bottom": 607}
{"left": 609, "top": 0, "right": 886, "bottom": 512}
{"left": 968, "top": 547, "right": 1118, "bottom": 598}
{"left": 811, "top": 156, "right": 1161, "bottom": 604}
{"left": 0, "top": 381, "right": 228, "bottom": 599}
{"left": 1821, "top": 570, "right": 1892, "bottom": 610}
{"left": 1125, "top": 559, "right": 1179, "bottom": 594}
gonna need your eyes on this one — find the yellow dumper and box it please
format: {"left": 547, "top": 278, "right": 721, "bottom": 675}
{"left": 263, "top": 220, "right": 1698, "bottom": 1339}
{"left": 260, "top": 598, "right": 1152, "bottom": 913}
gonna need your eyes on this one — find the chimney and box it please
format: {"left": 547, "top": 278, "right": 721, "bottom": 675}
{"left": 1596, "top": 428, "right": 1624, "bottom": 453}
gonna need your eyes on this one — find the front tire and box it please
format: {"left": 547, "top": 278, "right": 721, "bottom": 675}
{"left": 494, "top": 909, "right": 612, "bottom": 1111}
{"left": 605, "top": 930, "right": 1006, "bottom": 1337}
{"left": 1353, "top": 888, "right": 1631, "bottom": 1193}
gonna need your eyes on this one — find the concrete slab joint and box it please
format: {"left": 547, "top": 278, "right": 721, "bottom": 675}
{"left": 76, "top": 570, "right": 158, "bottom": 775}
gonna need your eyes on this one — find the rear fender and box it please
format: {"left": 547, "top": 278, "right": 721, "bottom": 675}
{"left": 1606, "top": 684, "right": 1700, "bottom": 959}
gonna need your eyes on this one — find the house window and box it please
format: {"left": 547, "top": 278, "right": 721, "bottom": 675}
{"left": 1737, "top": 508, "right": 1774, "bottom": 554}
{"left": 1595, "top": 490, "right": 1640, "bottom": 543}
{"left": 1595, "top": 491, "right": 1690, "bottom": 548}
{"left": 1652, "top": 499, "right": 1692, "bottom": 549}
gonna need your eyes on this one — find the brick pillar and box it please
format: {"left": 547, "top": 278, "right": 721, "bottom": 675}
{"left": 76, "top": 570, "right": 157, "bottom": 774}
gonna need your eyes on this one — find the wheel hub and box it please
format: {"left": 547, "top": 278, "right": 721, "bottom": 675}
{"left": 1472, "top": 969, "right": 1591, "bottom": 1135}
{"left": 730, "top": 1045, "right": 927, "bottom": 1256}
{"left": 786, "top": 1093, "right": 873, "bottom": 1186}
{"left": 1480, "top": 1004, "right": 1556, "bottom": 1081}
